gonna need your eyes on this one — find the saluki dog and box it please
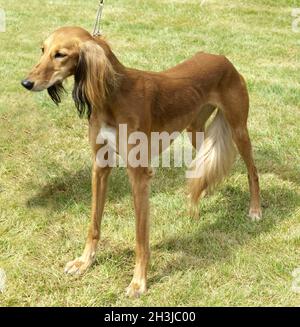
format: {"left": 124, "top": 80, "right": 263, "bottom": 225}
{"left": 22, "top": 27, "right": 261, "bottom": 297}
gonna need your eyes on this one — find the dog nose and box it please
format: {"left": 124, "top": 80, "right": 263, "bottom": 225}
{"left": 21, "top": 79, "right": 34, "bottom": 90}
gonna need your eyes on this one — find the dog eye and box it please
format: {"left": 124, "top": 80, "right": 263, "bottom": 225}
{"left": 41, "top": 47, "right": 45, "bottom": 54}
{"left": 54, "top": 52, "right": 67, "bottom": 59}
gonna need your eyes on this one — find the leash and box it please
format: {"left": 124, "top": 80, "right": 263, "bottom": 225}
{"left": 92, "top": 0, "right": 104, "bottom": 36}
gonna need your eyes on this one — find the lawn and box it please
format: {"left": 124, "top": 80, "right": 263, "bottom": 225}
{"left": 0, "top": 0, "right": 299, "bottom": 306}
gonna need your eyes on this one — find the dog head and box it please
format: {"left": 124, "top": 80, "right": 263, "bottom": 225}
{"left": 22, "top": 26, "right": 118, "bottom": 118}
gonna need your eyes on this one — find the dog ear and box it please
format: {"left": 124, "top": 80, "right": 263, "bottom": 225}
{"left": 48, "top": 83, "right": 66, "bottom": 106}
{"left": 72, "top": 40, "right": 118, "bottom": 119}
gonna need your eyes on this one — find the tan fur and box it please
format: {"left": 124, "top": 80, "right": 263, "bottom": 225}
{"left": 22, "top": 27, "right": 262, "bottom": 298}
{"left": 80, "top": 41, "right": 119, "bottom": 108}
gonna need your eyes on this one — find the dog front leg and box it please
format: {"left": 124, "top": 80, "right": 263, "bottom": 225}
{"left": 65, "top": 163, "right": 111, "bottom": 275}
{"left": 126, "top": 167, "right": 153, "bottom": 297}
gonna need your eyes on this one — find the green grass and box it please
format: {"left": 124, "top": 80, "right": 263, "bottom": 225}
{"left": 0, "top": 0, "right": 300, "bottom": 306}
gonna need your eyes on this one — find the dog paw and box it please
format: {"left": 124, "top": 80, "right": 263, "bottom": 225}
{"left": 64, "top": 257, "right": 93, "bottom": 275}
{"left": 126, "top": 281, "right": 147, "bottom": 298}
{"left": 248, "top": 208, "right": 262, "bottom": 221}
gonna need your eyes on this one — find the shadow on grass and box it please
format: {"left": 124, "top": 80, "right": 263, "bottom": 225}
{"left": 26, "top": 140, "right": 298, "bottom": 211}
{"left": 26, "top": 165, "right": 186, "bottom": 210}
{"left": 253, "top": 146, "right": 299, "bottom": 185}
{"left": 90, "top": 183, "right": 298, "bottom": 290}
{"left": 146, "top": 184, "right": 299, "bottom": 287}
{"left": 26, "top": 156, "right": 299, "bottom": 290}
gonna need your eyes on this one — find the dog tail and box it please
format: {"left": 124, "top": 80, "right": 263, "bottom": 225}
{"left": 188, "top": 109, "right": 237, "bottom": 207}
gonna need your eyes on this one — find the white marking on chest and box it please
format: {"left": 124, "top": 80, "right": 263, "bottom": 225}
{"left": 97, "top": 123, "right": 117, "bottom": 151}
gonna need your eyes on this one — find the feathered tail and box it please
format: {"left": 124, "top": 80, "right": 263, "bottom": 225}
{"left": 188, "top": 109, "right": 237, "bottom": 208}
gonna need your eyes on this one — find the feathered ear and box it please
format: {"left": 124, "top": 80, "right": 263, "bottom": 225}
{"left": 72, "top": 40, "right": 118, "bottom": 119}
{"left": 48, "top": 83, "right": 66, "bottom": 105}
